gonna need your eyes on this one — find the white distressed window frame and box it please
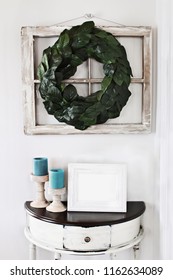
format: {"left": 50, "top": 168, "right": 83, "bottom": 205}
{"left": 21, "top": 25, "right": 152, "bottom": 135}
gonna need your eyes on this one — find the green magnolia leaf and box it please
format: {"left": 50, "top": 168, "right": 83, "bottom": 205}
{"left": 72, "top": 33, "right": 91, "bottom": 49}
{"left": 63, "top": 85, "right": 78, "bottom": 102}
{"left": 70, "top": 104, "right": 86, "bottom": 114}
{"left": 101, "top": 76, "right": 112, "bottom": 92}
{"left": 96, "top": 90, "right": 104, "bottom": 101}
{"left": 70, "top": 54, "right": 83, "bottom": 67}
{"left": 113, "top": 70, "right": 124, "bottom": 86}
{"left": 39, "top": 77, "right": 50, "bottom": 98}
{"left": 44, "top": 67, "right": 56, "bottom": 81}
{"left": 115, "top": 84, "right": 131, "bottom": 107}
{"left": 123, "top": 74, "right": 131, "bottom": 86}
{"left": 114, "top": 69, "right": 131, "bottom": 86}
{"left": 47, "top": 84, "right": 62, "bottom": 98}
{"left": 43, "top": 100, "right": 62, "bottom": 115}
{"left": 84, "top": 102, "right": 105, "bottom": 117}
{"left": 56, "top": 32, "right": 70, "bottom": 49}
{"left": 55, "top": 71, "right": 63, "bottom": 84}
{"left": 61, "top": 65, "right": 77, "bottom": 80}
{"left": 79, "top": 110, "right": 98, "bottom": 128}
{"left": 119, "top": 45, "right": 128, "bottom": 59}
{"left": 79, "top": 116, "right": 96, "bottom": 128}
{"left": 85, "top": 91, "right": 99, "bottom": 103}
{"left": 118, "top": 63, "right": 130, "bottom": 75}
{"left": 55, "top": 102, "right": 87, "bottom": 126}
{"left": 62, "top": 46, "right": 72, "bottom": 58}
{"left": 43, "top": 46, "right": 51, "bottom": 56}
{"left": 95, "top": 29, "right": 110, "bottom": 38}
{"left": 39, "top": 77, "right": 62, "bottom": 101}
{"left": 103, "top": 63, "right": 116, "bottom": 77}
{"left": 78, "top": 21, "right": 94, "bottom": 33}
{"left": 97, "top": 111, "right": 109, "bottom": 124}
{"left": 42, "top": 53, "right": 49, "bottom": 70}
{"left": 101, "top": 83, "right": 118, "bottom": 109}
{"left": 78, "top": 102, "right": 106, "bottom": 129}
{"left": 94, "top": 45, "right": 120, "bottom": 64}
{"left": 37, "top": 51, "right": 50, "bottom": 79}
{"left": 106, "top": 35, "right": 119, "bottom": 48}
{"left": 37, "top": 63, "right": 45, "bottom": 81}
{"left": 68, "top": 25, "right": 80, "bottom": 37}
{"left": 73, "top": 47, "right": 89, "bottom": 61}
{"left": 117, "top": 57, "right": 133, "bottom": 76}
{"left": 107, "top": 103, "right": 121, "bottom": 118}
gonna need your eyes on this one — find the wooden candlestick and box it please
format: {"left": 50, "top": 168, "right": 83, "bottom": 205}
{"left": 46, "top": 187, "right": 66, "bottom": 213}
{"left": 30, "top": 174, "right": 49, "bottom": 208}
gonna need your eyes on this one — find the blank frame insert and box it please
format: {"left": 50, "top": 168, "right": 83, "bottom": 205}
{"left": 68, "top": 163, "right": 127, "bottom": 212}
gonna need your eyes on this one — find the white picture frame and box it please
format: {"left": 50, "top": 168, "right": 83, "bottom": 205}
{"left": 67, "top": 163, "right": 127, "bottom": 212}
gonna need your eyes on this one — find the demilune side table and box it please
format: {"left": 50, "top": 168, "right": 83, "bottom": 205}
{"left": 24, "top": 201, "right": 145, "bottom": 260}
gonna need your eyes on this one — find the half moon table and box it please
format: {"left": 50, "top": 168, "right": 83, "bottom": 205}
{"left": 24, "top": 201, "right": 145, "bottom": 260}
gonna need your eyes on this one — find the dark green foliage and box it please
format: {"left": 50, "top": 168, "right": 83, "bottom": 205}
{"left": 37, "top": 21, "right": 132, "bottom": 130}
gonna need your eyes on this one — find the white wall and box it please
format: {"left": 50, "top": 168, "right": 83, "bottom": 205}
{"left": 156, "top": 0, "right": 173, "bottom": 259}
{"left": 0, "top": 0, "right": 156, "bottom": 260}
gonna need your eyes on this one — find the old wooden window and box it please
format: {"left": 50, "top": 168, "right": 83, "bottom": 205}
{"left": 21, "top": 25, "right": 152, "bottom": 135}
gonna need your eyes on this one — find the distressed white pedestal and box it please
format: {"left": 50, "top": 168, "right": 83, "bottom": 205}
{"left": 46, "top": 187, "right": 66, "bottom": 213}
{"left": 24, "top": 201, "right": 145, "bottom": 260}
{"left": 30, "top": 174, "right": 49, "bottom": 208}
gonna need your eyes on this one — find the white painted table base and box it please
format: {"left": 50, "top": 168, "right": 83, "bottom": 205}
{"left": 25, "top": 201, "right": 145, "bottom": 260}
{"left": 25, "top": 226, "right": 143, "bottom": 260}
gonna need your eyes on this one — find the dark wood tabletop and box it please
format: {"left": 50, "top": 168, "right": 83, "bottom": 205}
{"left": 25, "top": 201, "right": 145, "bottom": 227}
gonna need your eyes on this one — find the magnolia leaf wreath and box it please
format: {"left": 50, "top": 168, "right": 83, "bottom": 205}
{"left": 37, "top": 21, "right": 132, "bottom": 130}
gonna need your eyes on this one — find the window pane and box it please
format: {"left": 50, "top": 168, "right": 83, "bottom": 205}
{"left": 106, "top": 83, "right": 143, "bottom": 124}
{"left": 34, "top": 36, "right": 57, "bottom": 78}
{"left": 90, "top": 59, "right": 104, "bottom": 78}
{"left": 70, "top": 62, "right": 88, "bottom": 78}
{"left": 74, "top": 84, "right": 88, "bottom": 97}
{"left": 91, "top": 83, "right": 102, "bottom": 93}
{"left": 118, "top": 37, "right": 143, "bottom": 78}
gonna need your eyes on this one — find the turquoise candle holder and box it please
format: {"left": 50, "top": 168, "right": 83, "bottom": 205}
{"left": 33, "top": 157, "right": 48, "bottom": 176}
{"left": 49, "top": 169, "right": 64, "bottom": 189}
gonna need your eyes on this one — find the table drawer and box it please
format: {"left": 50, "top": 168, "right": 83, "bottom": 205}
{"left": 64, "top": 225, "right": 111, "bottom": 251}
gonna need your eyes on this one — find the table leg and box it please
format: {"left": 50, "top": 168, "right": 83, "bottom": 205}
{"left": 110, "top": 253, "right": 116, "bottom": 260}
{"left": 29, "top": 243, "right": 36, "bottom": 260}
{"left": 133, "top": 244, "right": 140, "bottom": 259}
{"left": 54, "top": 252, "right": 61, "bottom": 260}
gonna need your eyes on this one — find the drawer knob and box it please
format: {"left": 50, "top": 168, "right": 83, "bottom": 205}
{"left": 84, "top": 236, "right": 91, "bottom": 243}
